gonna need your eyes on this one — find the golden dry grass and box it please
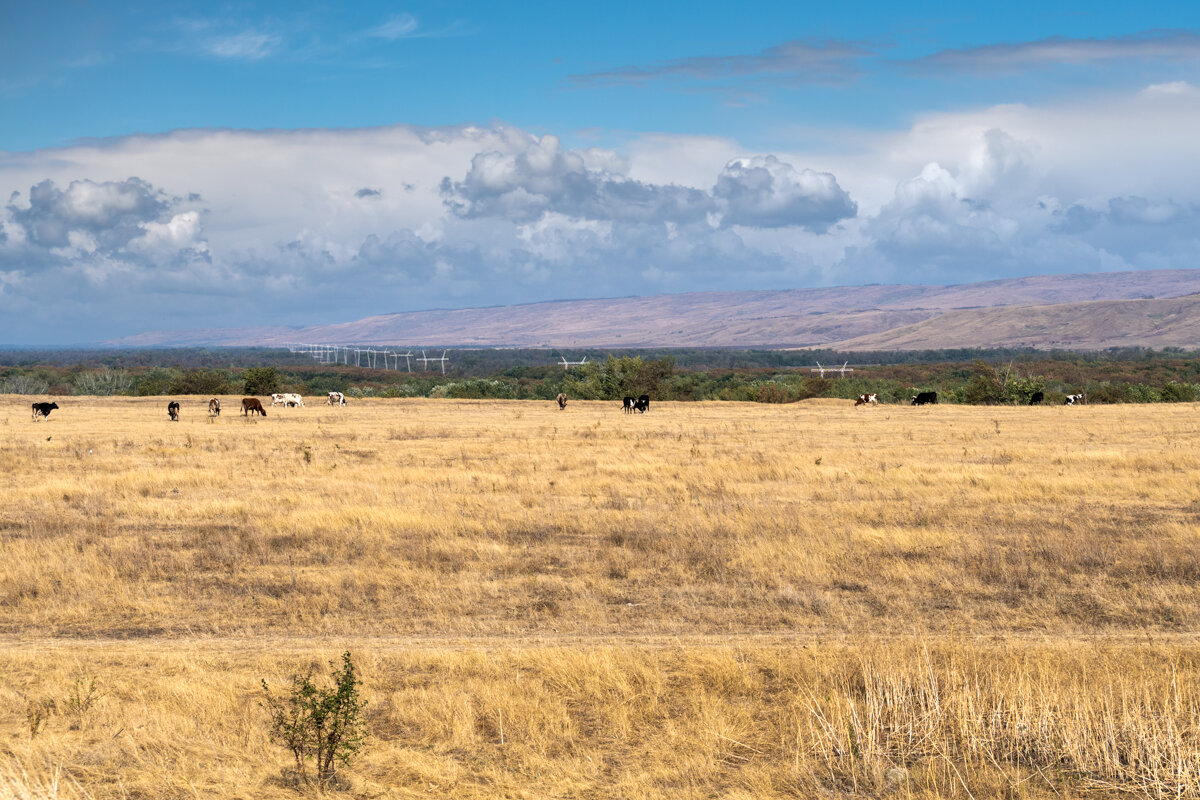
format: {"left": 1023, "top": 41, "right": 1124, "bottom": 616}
{"left": 1, "top": 395, "right": 1199, "bottom": 797}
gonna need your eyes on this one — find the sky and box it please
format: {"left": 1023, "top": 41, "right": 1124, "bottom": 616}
{"left": 2, "top": 1, "right": 1200, "bottom": 344}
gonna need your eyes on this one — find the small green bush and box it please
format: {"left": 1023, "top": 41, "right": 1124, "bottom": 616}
{"left": 263, "top": 651, "right": 369, "bottom": 790}
{"left": 243, "top": 367, "right": 280, "bottom": 396}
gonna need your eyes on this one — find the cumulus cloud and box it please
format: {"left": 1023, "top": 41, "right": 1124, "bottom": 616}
{"left": 441, "top": 130, "right": 852, "bottom": 233}
{"left": 8, "top": 178, "right": 169, "bottom": 250}
{"left": 441, "top": 131, "right": 712, "bottom": 224}
{"left": 714, "top": 155, "right": 857, "bottom": 231}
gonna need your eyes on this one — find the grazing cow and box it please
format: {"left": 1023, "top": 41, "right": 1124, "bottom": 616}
{"left": 622, "top": 396, "right": 636, "bottom": 414}
{"left": 270, "top": 393, "right": 287, "bottom": 406}
{"left": 209, "top": 398, "right": 221, "bottom": 416}
{"left": 1029, "top": 391, "right": 1044, "bottom": 405}
{"left": 855, "top": 393, "right": 878, "bottom": 406}
{"left": 31, "top": 401, "right": 58, "bottom": 421}
{"left": 326, "top": 391, "right": 347, "bottom": 407}
{"left": 167, "top": 401, "right": 180, "bottom": 421}
{"left": 242, "top": 397, "right": 267, "bottom": 416}
{"left": 911, "top": 391, "right": 938, "bottom": 406}
{"left": 1065, "top": 393, "right": 1084, "bottom": 405}
{"left": 556, "top": 392, "right": 567, "bottom": 410}
{"left": 283, "top": 392, "right": 304, "bottom": 407}
{"left": 635, "top": 394, "right": 650, "bottom": 413}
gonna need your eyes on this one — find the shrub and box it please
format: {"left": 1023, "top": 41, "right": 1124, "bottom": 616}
{"left": 134, "top": 367, "right": 180, "bottom": 396}
{"left": 0, "top": 374, "right": 49, "bottom": 394}
{"left": 243, "top": 367, "right": 280, "bottom": 396}
{"left": 262, "top": 651, "right": 369, "bottom": 790}
{"left": 1161, "top": 382, "right": 1198, "bottom": 403}
{"left": 72, "top": 369, "right": 134, "bottom": 396}
{"left": 169, "top": 369, "right": 230, "bottom": 395}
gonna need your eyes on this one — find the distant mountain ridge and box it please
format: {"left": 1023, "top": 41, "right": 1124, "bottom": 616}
{"left": 110, "top": 268, "right": 1200, "bottom": 351}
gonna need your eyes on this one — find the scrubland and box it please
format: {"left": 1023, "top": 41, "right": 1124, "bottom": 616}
{"left": 1, "top": 396, "right": 1198, "bottom": 798}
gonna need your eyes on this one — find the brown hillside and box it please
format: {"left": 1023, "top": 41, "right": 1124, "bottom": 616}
{"left": 107, "top": 268, "right": 1200, "bottom": 349}
{"left": 827, "top": 293, "right": 1200, "bottom": 351}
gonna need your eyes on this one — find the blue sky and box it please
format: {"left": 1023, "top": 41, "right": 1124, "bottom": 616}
{"left": 2, "top": 1, "right": 1200, "bottom": 343}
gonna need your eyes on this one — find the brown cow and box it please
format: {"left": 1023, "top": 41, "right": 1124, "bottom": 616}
{"left": 241, "top": 397, "right": 267, "bottom": 416}
{"left": 209, "top": 398, "right": 221, "bottom": 416}
{"left": 556, "top": 392, "right": 567, "bottom": 410}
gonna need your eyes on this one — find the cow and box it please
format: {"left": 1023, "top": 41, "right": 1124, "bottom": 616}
{"left": 855, "top": 393, "right": 878, "bottom": 406}
{"left": 911, "top": 391, "right": 938, "bottom": 406}
{"left": 283, "top": 393, "right": 304, "bottom": 407}
{"left": 209, "top": 398, "right": 221, "bottom": 416}
{"left": 556, "top": 392, "right": 567, "bottom": 410}
{"left": 270, "top": 393, "right": 287, "bottom": 407}
{"left": 1065, "top": 394, "right": 1084, "bottom": 405}
{"left": 31, "top": 401, "right": 58, "bottom": 421}
{"left": 326, "top": 391, "right": 346, "bottom": 407}
{"left": 1029, "top": 391, "right": 1044, "bottom": 405}
{"left": 622, "top": 396, "right": 636, "bottom": 414}
{"left": 635, "top": 394, "right": 650, "bottom": 413}
{"left": 242, "top": 397, "right": 267, "bottom": 416}
{"left": 167, "top": 401, "right": 180, "bottom": 421}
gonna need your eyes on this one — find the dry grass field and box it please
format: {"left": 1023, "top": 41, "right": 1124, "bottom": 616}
{"left": 1, "top": 395, "right": 1199, "bottom": 798}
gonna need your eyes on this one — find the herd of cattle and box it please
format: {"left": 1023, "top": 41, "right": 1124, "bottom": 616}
{"left": 28, "top": 388, "right": 1091, "bottom": 422}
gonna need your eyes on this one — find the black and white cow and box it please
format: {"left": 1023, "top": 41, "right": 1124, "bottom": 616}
{"left": 622, "top": 396, "right": 636, "bottom": 414}
{"left": 31, "top": 402, "right": 58, "bottom": 421}
{"left": 1065, "top": 394, "right": 1084, "bottom": 405}
{"left": 635, "top": 394, "right": 650, "bottom": 413}
{"left": 167, "top": 401, "right": 180, "bottom": 421}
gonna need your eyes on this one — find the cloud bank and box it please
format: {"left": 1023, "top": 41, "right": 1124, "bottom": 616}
{"left": 1, "top": 83, "right": 1199, "bottom": 343}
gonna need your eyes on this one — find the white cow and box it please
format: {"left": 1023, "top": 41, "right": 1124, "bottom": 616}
{"left": 327, "top": 391, "right": 347, "bottom": 407}
{"left": 270, "top": 393, "right": 287, "bottom": 406}
{"left": 283, "top": 393, "right": 304, "bottom": 407}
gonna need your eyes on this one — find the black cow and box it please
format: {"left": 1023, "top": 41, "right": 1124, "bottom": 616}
{"left": 1029, "top": 391, "right": 1044, "bottom": 405}
{"left": 167, "top": 401, "right": 180, "bottom": 421}
{"left": 911, "top": 391, "right": 938, "bottom": 406}
{"left": 31, "top": 401, "right": 58, "bottom": 421}
{"left": 241, "top": 397, "right": 267, "bottom": 416}
{"left": 622, "top": 396, "right": 636, "bottom": 414}
{"left": 635, "top": 394, "right": 650, "bottom": 413}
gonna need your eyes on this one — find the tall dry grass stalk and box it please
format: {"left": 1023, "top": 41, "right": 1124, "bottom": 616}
{"left": 0, "top": 396, "right": 1198, "bottom": 796}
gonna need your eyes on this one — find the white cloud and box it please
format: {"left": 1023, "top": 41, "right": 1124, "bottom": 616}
{"left": 2, "top": 81, "right": 1200, "bottom": 342}
{"left": 714, "top": 155, "right": 856, "bottom": 231}
{"left": 365, "top": 14, "right": 420, "bottom": 40}
{"left": 205, "top": 31, "right": 281, "bottom": 60}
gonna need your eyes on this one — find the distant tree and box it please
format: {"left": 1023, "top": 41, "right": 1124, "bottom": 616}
{"left": 72, "top": 369, "right": 134, "bottom": 396}
{"left": 135, "top": 368, "right": 180, "bottom": 396}
{"left": 243, "top": 367, "right": 280, "bottom": 396}
{"left": 0, "top": 374, "right": 49, "bottom": 394}
{"left": 170, "top": 369, "right": 230, "bottom": 395}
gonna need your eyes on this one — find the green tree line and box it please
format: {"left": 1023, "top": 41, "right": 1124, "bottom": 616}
{"left": 2, "top": 352, "right": 1200, "bottom": 405}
